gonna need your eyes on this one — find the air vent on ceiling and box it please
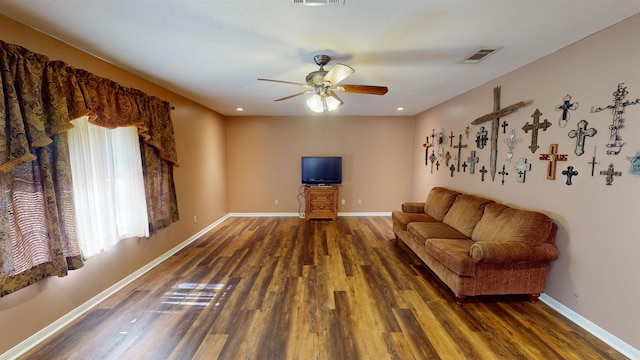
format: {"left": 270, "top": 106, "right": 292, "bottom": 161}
{"left": 292, "top": 0, "right": 344, "bottom": 5}
{"left": 462, "top": 47, "right": 502, "bottom": 64}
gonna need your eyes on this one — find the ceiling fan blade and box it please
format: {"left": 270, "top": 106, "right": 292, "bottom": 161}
{"left": 323, "top": 63, "right": 354, "bottom": 85}
{"left": 274, "top": 90, "right": 313, "bottom": 101}
{"left": 337, "top": 84, "right": 389, "bottom": 95}
{"left": 257, "top": 78, "right": 311, "bottom": 88}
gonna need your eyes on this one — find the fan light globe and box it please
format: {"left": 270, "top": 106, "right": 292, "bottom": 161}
{"left": 307, "top": 94, "right": 324, "bottom": 113}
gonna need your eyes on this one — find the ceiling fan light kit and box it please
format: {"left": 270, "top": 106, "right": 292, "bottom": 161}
{"left": 258, "top": 54, "right": 388, "bottom": 113}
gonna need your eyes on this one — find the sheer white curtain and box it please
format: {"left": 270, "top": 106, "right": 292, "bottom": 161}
{"left": 68, "top": 116, "right": 149, "bottom": 257}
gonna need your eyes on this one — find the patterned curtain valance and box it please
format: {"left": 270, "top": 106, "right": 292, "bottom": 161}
{"left": 0, "top": 40, "right": 178, "bottom": 173}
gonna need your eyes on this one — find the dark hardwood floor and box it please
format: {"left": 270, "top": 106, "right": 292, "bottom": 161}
{"left": 20, "top": 217, "right": 626, "bottom": 359}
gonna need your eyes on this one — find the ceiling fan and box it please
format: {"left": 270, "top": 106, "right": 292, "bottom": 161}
{"left": 258, "top": 54, "right": 388, "bottom": 113}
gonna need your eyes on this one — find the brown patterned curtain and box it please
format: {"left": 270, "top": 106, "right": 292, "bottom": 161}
{"left": 0, "top": 40, "right": 179, "bottom": 297}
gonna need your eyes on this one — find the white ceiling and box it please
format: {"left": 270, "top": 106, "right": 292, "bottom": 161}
{"left": 2, "top": 1, "right": 640, "bottom": 117}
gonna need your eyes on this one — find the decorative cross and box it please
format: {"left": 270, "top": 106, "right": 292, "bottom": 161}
{"left": 449, "top": 131, "right": 456, "bottom": 147}
{"left": 501, "top": 120, "right": 509, "bottom": 133}
{"left": 588, "top": 146, "right": 599, "bottom": 176}
{"left": 503, "top": 128, "right": 523, "bottom": 163}
{"left": 462, "top": 162, "right": 468, "bottom": 172}
{"left": 453, "top": 134, "right": 467, "bottom": 172}
{"left": 465, "top": 125, "right": 472, "bottom": 140}
{"left": 591, "top": 83, "right": 640, "bottom": 155}
{"left": 600, "top": 163, "right": 622, "bottom": 186}
{"left": 514, "top": 158, "right": 532, "bottom": 183}
{"left": 522, "top": 109, "right": 552, "bottom": 153}
{"left": 479, "top": 166, "right": 488, "bottom": 182}
{"left": 436, "top": 160, "right": 440, "bottom": 171}
{"left": 423, "top": 136, "right": 431, "bottom": 165}
{"left": 555, "top": 94, "right": 578, "bottom": 128}
{"left": 467, "top": 150, "right": 479, "bottom": 174}
{"left": 539, "top": 144, "right": 568, "bottom": 180}
{"left": 444, "top": 151, "right": 451, "bottom": 167}
{"left": 471, "top": 86, "right": 532, "bottom": 182}
{"left": 437, "top": 129, "right": 446, "bottom": 159}
{"left": 429, "top": 151, "right": 437, "bottom": 174}
{"left": 561, "top": 166, "right": 578, "bottom": 185}
{"left": 626, "top": 152, "right": 640, "bottom": 175}
{"left": 449, "top": 164, "right": 456, "bottom": 177}
{"left": 568, "top": 119, "right": 597, "bottom": 156}
{"left": 498, "top": 165, "right": 509, "bottom": 185}
{"left": 475, "top": 127, "right": 488, "bottom": 149}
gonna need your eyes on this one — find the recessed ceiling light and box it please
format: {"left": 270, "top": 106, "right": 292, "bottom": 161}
{"left": 397, "top": 107, "right": 405, "bottom": 111}
{"left": 236, "top": 107, "right": 244, "bottom": 112}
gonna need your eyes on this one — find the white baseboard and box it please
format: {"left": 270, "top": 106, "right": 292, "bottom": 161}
{"left": 4, "top": 215, "right": 635, "bottom": 360}
{"left": 1, "top": 215, "right": 230, "bottom": 360}
{"left": 540, "top": 294, "right": 639, "bottom": 360}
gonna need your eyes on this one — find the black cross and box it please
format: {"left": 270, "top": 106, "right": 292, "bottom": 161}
{"left": 498, "top": 165, "right": 509, "bottom": 185}
{"left": 479, "top": 166, "right": 488, "bottom": 182}
{"left": 461, "top": 162, "right": 468, "bottom": 172}
{"left": 561, "top": 166, "right": 578, "bottom": 185}
{"left": 501, "top": 120, "right": 509, "bottom": 133}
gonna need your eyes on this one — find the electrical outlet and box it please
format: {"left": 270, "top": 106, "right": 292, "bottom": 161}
{"left": 193, "top": 216, "right": 197, "bottom": 223}
{"left": 357, "top": 199, "right": 362, "bottom": 205}
{"left": 274, "top": 199, "right": 279, "bottom": 205}
{"left": 341, "top": 199, "right": 346, "bottom": 205}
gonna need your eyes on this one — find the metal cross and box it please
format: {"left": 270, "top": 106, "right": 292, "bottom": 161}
{"left": 449, "top": 131, "right": 455, "bottom": 147}
{"left": 600, "top": 163, "right": 622, "bottom": 186}
{"left": 501, "top": 120, "right": 509, "bottom": 133}
{"left": 626, "top": 152, "right": 640, "bottom": 175}
{"left": 449, "top": 164, "right": 456, "bottom": 177}
{"left": 429, "top": 150, "right": 437, "bottom": 174}
{"left": 475, "top": 127, "right": 488, "bottom": 149}
{"left": 503, "top": 128, "right": 523, "bottom": 164}
{"left": 479, "top": 166, "right": 488, "bottom": 182}
{"left": 539, "top": 144, "right": 568, "bottom": 180}
{"left": 498, "top": 165, "right": 509, "bottom": 185}
{"left": 465, "top": 125, "right": 472, "bottom": 140}
{"left": 453, "top": 134, "right": 467, "bottom": 172}
{"left": 514, "top": 158, "right": 532, "bottom": 183}
{"left": 522, "top": 109, "right": 552, "bottom": 153}
{"left": 561, "top": 166, "right": 578, "bottom": 185}
{"left": 437, "top": 129, "right": 446, "bottom": 159}
{"left": 590, "top": 83, "right": 639, "bottom": 155}
{"left": 462, "top": 162, "right": 468, "bottom": 172}
{"left": 588, "top": 146, "right": 599, "bottom": 176}
{"left": 555, "top": 94, "right": 579, "bottom": 128}
{"left": 471, "top": 86, "right": 532, "bottom": 181}
{"left": 568, "top": 119, "right": 597, "bottom": 156}
{"left": 435, "top": 160, "right": 440, "bottom": 171}
{"left": 467, "top": 150, "right": 479, "bottom": 174}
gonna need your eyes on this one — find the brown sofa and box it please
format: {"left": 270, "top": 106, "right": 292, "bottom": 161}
{"left": 392, "top": 187, "right": 559, "bottom": 304}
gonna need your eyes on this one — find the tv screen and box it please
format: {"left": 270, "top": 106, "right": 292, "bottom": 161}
{"left": 301, "top": 156, "right": 342, "bottom": 185}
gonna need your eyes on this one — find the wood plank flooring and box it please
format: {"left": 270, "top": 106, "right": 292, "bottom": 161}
{"left": 20, "top": 217, "right": 626, "bottom": 359}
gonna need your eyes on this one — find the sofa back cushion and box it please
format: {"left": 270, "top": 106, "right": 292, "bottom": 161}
{"left": 471, "top": 203, "right": 553, "bottom": 246}
{"left": 442, "top": 194, "right": 494, "bottom": 237}
{"left": 424, "top": 187, "right": 459, "bottom": 221}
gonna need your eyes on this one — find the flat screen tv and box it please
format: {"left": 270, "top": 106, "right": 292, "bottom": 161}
{"left": 301, "top": 156, "right": 342, "bottom": 185}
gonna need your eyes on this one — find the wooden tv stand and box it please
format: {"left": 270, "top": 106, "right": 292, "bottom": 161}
{"left": 305, "top": 185, "right": 338, "bottom": 220}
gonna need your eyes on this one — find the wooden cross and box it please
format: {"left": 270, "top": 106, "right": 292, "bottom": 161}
{"left": 444, "top": 151, "right": 451, "bottom": 167}
{"left": 467, "top": 150, "right": 479, "bottom": 174}
{"left": 600, "top": 163, "right": 622, "bottom": 185}
{"left": 479, "top": 166, "right": 488, "bottom": 182}
{"left": 423, "top": 136, "right": 431, "bottom": 165}
{"left": 539, "top": 144, "right": 568, "bottom": 180}
{"left": 561, "top": 166, "right": 578, "bottom": 185}
{"left": 475, "top": 126, "right": 488, "bottom": 149}
{"left": 522, "top": 109, "right": 551, "bottom": 153}
{"left": 471, "top": 86, "right": 532, "bottom": 181}
{"left": 498, "top": 165, "right": 509, "bottom": 185}
{"left": 453, "top": 134, "right": 467, "bottom": 172}
{"left": 449, "top": 131, "right": 455, "bottom": 147}
{"left": 568, "top": 119, "right": 597, "bottom": 156}
{"left": 514, "top": 158, "right": 532, "bottom": 183}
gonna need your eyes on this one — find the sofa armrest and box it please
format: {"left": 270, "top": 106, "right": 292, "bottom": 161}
{"left": 402, "top": 202, "right": 426, "bottom": 213}
{"left": 469, "top": 242, "right": 559, "bottom": 264}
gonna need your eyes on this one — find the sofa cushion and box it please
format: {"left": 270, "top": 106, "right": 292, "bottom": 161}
{"left": 425, "top": 238, "right": 477, "bottom": 276}
{"left": 392, "top": 211, "right": 438, "bottom": 231}
{"left": 424, "top": 187, "right": 460, "bottom": 221}
{"left": 407, "top": 222, "right": 469, "bottom": 244}
{"left": 471, "top": 203, "right": 553, "bottom": 246}
{"left": 442, "top": 194, "right": 494, "bottom": 237}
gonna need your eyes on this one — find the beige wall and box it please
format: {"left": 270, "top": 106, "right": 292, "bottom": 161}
{"left": 0, "top": 16, "right": 229, "bottom": 354}
{"left": 226, "top": 116, "right": 414, "bottom": 213}
{"left": 412, "top": 14, "right": 640, "bottom": 350}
